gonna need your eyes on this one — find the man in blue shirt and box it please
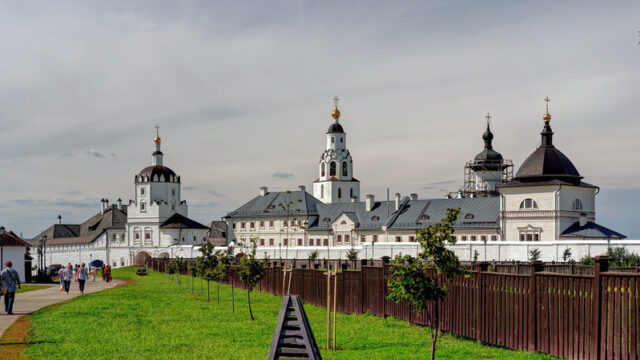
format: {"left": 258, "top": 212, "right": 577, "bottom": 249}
{"left": 1, "top": 261, "right": 21, "bottom": 314}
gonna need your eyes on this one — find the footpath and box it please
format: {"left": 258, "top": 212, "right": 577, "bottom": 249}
{"left": 0, "top": 278, "right": 121, "bottom": 336}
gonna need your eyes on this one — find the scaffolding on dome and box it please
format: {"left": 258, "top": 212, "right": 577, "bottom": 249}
{"left": 448, "top": 159, "right": 513, "bottom": 198}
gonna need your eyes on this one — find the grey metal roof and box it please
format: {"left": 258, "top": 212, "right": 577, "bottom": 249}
{"left": 225, "top": 190, "right": 322, "bottom": 219}
{"left": 561, "top": 222, "right": 626, "bottom": 239}
{"left": 308, "top": 196, "right": 499, "bottom": 231}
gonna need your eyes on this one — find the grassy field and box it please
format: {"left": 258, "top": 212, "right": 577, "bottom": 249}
{"left": 21, "top": 267, "right": 555, "bottom": 359}
{"left": 16, "top": 284, "right": 50, "bottom": 294}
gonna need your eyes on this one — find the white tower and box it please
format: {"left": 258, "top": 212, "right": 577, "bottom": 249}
{"left": 313, "top": 97, "right": 360, "bottom": 204}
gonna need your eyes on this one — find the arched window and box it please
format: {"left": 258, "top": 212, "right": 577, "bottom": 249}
{"left": 145, "top": 233, "right": 151, "bottom": 240}
{"left": 338, "top": 188, "right": 342, "bottom": 198}
{"left": 465, "top": 214, "right": 475, "bottom": 219}
{"left": 342, "top": 161, "right": 348, "bottom": 177}
{"left": 349, "top": 188, "right": 353, "bottom": 198}
{"left": 331, "top": 137, "right": 335, "bottom": 144}
{"left": 340, "top": 220, "right": 347, "bottom": 225}
{"left": 519, "top": 198, "right": 538, "bottom": 209}
{"left": 572, "top": 199, "right": 583, "bottom": 210}
{"left": 371, "top": 216, "right": 380, "bottom": 221}
{"left": 320, "top": 185, "right": 324, "bottom": 198}
{"left": 135, "top": 232, "right": 140, "bottom": 240}
{"left": 321, "top": 162, "right": 325, "bottom": 177}
{"left": 329, "top": 162, "right": 337, "bottom": 176}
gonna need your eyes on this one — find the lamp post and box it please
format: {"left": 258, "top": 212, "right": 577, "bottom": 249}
{"left": 40, "top": 234, "right": 47, "bottom": 279}
{"left": 0, "top": 226, "right": 5, "bottom": 270}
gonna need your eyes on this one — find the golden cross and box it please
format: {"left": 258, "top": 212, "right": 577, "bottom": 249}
{"left": 333, "top": 96, "right": 339, "bottom": 108}
{"left": 485, "top": 112, "right": 491, "bottom": 125}
{"left": 544, "top": 96, "right": 550, "bottom": 113}
{"left": 155, "top": 124, "right": 160, "bottom": 137}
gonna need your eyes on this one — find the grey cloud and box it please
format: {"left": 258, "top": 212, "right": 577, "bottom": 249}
{"left": 12, "top": 197, "right": 98, "bottom": 209}
{"left": 273, "top": 172, "right": 293, "bottom": 179}
{"left": 87, "top": 149, "right": 104, "bottom": 158}
{"left": 110, "top": 152, "right": 117, "bottom": 158}
{"left": 182, "top": 186, "right": 197, "bottom": 191}
{"left": 208, "top": 191, "right": 225, "bottom": 197}
{"left": 60, "top": 153, "right": 75, "bottom": 157}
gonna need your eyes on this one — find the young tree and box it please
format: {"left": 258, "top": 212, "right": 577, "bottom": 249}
{"left": 188, "top": 261, "right": 198, "bottom": 294}
{"left": 473, "top": 249, "right": 480, "bottom": 262}
{"left": 277, "top": 191, "right": 305, "bottom": 259}
{"left": 346, "top": 246, "right": 359, "bottom": 261}
{"left": 212, "top": 247, "right": 234, "bottom": 306}
{"left": 562, "top": 248, "right": 572, "bottom": 262}
{"left": 308, "top": 250, "right": 319, "bottom": 261}
{"left": 198, "top": 241, "right": 218, "bottom": 302}
{"left": 386, "top": 208, "right": 462, "bottom": 360}
{"left": 167, "top": 259, "right": 178, "bottom": 284}
{"left": 529, "top": 248, "right": 541, "bottom": 261}
{"left": 236, "top": 239, "right": 267, "bottom": 321}
{"left": 195, "top": 258, "right": 206, "bottom": 296}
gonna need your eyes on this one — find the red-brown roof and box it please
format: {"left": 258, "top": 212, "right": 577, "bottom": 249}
{"left": 0, "top": 231, "right": 30, "bottom": 247}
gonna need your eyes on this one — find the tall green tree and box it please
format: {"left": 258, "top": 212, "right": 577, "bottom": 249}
{"left": 236, "top": 239, "right": 267, "bottom": 321}
{"left": 212, "top": 247, "right": 234, "bottom": 306}
{"left": 386, "top": 208, "right": 462, "bottom": 360}
{"left": 198, "top": 241, "right": 218, "bottom": 302}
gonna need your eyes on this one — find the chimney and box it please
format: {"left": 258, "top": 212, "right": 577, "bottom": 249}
{"left": 351, "top": 196, "right": 358, "bottom": 202}
{"left": 117, "top": 198, "right": 122, "bottom": 210}
{"left": 100, "top": 198, "right": 106, "bottom": 214}
{"left": 298, "top": 185, "right": 306, "bottom": 192}
{"left": 365, "top": 194, "right": 374, "bottom": 212}
{"left": 57, "top": 214, "right": 62, "bottom": 224}
{"left": 579, "top": 213, "right": 587, "bottom": 227}
{"left": 105, "top": 198, "right": 109, "bottom": 210}
{"left": 410, "top": 193, "right": 418, "bottom": 200}
{"left": 259, "top": 187, "right": 268, "bottom": 196}
{"left": 394, "top": 193, "right": 401, "bottom": 211}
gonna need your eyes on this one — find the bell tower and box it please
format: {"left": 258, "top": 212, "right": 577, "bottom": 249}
{"left": 312, "top": 97, "right": 360, "bottom": 204}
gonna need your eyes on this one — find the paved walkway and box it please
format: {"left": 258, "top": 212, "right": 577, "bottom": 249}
{"left": 0, "top": 279, "right": 121, "bottom": 337}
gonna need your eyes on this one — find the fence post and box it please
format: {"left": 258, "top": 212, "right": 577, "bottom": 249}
{"left": 475, "top": 261, "right": 489, "bottom": 343}
{"left": 528, "top": 260, "right": 543, "bottom": 352}
{"left": 591, "top": 255, "right": 609, "bottom": 357}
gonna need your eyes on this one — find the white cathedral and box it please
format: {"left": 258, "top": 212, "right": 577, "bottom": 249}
{"left": 224, "top": 97, "right": 626, "bottom": 258}
{"left": 29, "top": 128, "right": 209, "bottom": 268}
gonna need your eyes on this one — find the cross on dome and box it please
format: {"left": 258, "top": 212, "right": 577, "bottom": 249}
{"left": 331, "top": 96, "right": 341, "bottom": 119}
{"left": 543, "top": 96, "right": 551, "bottom": 122}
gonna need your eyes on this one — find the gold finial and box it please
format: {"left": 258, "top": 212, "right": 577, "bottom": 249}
{"left": 331, "top": 96, "right": 341, "bottom": 119}
{"left": 154, "top": 125, "right": 161, "bottom": 143}
{"left": 485, "top": 112, "right": 491, "bottom": 125}
{"left": 543, "top": 96, "right": 551, "bottom": 122}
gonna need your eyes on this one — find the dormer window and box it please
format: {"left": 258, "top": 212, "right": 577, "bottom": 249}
{"left": 465, "top": 213, "right": 474, "bottom": 219}
{"left": 572, "top": 199, "right": 583, "bottom": 210}
{"left": 323, "top": 217, "right": 330, "bottom": 223}
{"left": 519, "top": 198, "right": 538, "bottom": 210}
{"left": 421, "top": 214, "right": 429, "bottom": 220}
{"left": 371, "top": 216, "right": 380, "bottom": 221}
{"left": 340, "top": 220, "right": 347, "bottom": 225}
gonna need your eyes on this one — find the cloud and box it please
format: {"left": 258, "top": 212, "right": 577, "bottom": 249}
{"left": 87, "top": 149, "right": 104, "bottom": 158}
{"left": 110, "top": 152, "right": 117, "bottom": 158}
{"left": 182, "top": 186, "right": 197, "bottom": 191}
{"left": 12, "top": 197, "right": 98, "bottom": 209}
{"left": 420, "top": 180, "right": 455, "bottom": 190}
{"left": 60, "top": 153, "right": 75, "bottom": 157}
{"left": 208, "top": 191, "right": 225, "bottom": 197}
{"left": 273, "top": 172, "right": 293, "bottom": 179}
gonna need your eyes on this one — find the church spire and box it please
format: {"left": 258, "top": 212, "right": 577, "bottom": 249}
{"left": 540, "top": 97, "right": 554, "bottom": 147}
{"left": 152, "top": 125, "right": 163, "bottom": 166}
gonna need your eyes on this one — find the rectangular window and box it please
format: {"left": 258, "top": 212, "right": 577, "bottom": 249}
{"left": 471, "top": 236, "right": 477, "bottom": 241}
{"left": 395, "top": 236, "right": 401, "bottom": 242}
{"left": 260, "top": 239, "right": 264, "bottom": 246}
{"left": 481, "top": 235, "right": 487, "bottom": 242}
{"left": 140, "top": 187, "right": 145, "bottom": 196}
{"left": 232, "top": 222, "right": 236, "bottom": 230}
{"left": 409, "top": 236, "right": 415, "bottom": 242}
{"left": 337, "top": 235, "right": 342, "bottom": 243}
{"left": 491, "top": 235, "right": 497, "bottom": 241}
{"left": 297, "top": 238, "right": 302, "bottom": 246}
{"left": 461, "top": 236, "right": 467, "bottom": 241}
{"left": 283, "top": 221, "right": 288, "bottom": 228}
{"left": 140, "top": 202, "right": 146, "bottom": 212}
{"left": 373, "top": 235, "right": 378, "bottom": 243}
{"left": 241, "top": 222, "right": 245, "bottom": 229}
{"left": 269, "top": 239, "right": 274, "bottom": 246}
{"left": 520, "top": 233, "right": 525, "bottom": 241}
{"left": 283, "top": 238, "right": 288, "bottom": 246}
{"left": 534, "top": 234, "right": 539, "bottom": 241}
{"left": 269, "top": 221, "right": 274, "bottom": 229}
{"left": 526, "top": 234, "right": 533, "bottom": 241}
{"left": 171, "top": 188, "right": 176, "bottom": 196}
{"left": 323, "top": 239, "right": 328, "bottom": 246}
{"left": 345, "top": 235, "right": 350, "bottom": 243}
{"left": 297, "top": 220, "right": 302, "bottom": 227}
{"left": 309, "top": 239, "right": 314, "bottom": 246}
{"left": 259, "top": 221, "right": 264, "bottom": 229}
{"left": 291, "top": 220, "right": 296, "bottom": 227}
{"left": 250, "top": 222, "right": 255, "bottom": 230}
{"left": 361, "top": 235, "right": 366, "bottom": 243}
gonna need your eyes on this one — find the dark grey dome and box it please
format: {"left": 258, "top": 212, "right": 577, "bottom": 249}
{"left": 471, "top": 123, "right": 503, "bottom": 170}
{"left": 327, "top": 123, "right": 344, "bottom": 134}
{"left": 514, "top": 121, "right": 582, "bottom": 184}
{"left": 138, "top": 165, "right": 178, "bottom": 182}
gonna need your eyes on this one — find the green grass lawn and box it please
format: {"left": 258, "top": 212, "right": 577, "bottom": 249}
{"left": 16, "top": 284, "right": 50, "bottom": 294}
{"left": 23, "top": 267, "right": 555, "bottom": 359}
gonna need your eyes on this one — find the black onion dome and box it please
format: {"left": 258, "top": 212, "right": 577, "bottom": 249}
{"left": 327, "top": 122, "right": 344, "bottom": 134}
{"left": 472, "top": 123, "right": 503, "bottom": 169}
{"left": 514, "top": 121, "right": 582, "bottom": 184}
{"left": 138, "top": 165, "right": 178, "bottom": 182}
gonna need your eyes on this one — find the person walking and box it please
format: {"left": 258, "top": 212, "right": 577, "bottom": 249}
{"left": 90, "top": 264, "right": 97, "bottom": 282}
{"left": 76, "top": 262, "right": 88, "bottom": 294}
{"left": 105, "top": 265, "right": 112, "bottom": 283}
{"left": 58, "top": 266, "right": 65, "bottom": 290}
{"left": 63, "top": 264, "right": 73, "bottom": 294}
{"left": 1, "top": 261, "right": 21, "bottom": 315}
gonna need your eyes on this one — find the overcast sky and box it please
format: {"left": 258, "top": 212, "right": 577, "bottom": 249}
{"left": 1, "top": 1, "right": 638, "bottom": 239}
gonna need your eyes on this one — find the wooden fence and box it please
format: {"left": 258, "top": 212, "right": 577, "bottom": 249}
{"left": 146, "top": 257, "right": 640, "bottom": 360}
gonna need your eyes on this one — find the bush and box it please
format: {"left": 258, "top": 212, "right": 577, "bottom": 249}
{"left": 529, "top": 248, "right": 541, "bottom": 261}
{"left": 578, "top": 255, "right": 594, "bottom": 265}
{"left": 346, "top": 247, "right": 359, "bottom": 261}
{"left": 607, "top": 247, "right": 640, "bottom": 267}
{"left": 308, "top": 250, "right": 319, "bottom": 261}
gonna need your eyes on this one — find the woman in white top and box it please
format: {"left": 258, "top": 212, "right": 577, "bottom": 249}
{"left": 63, "top": 264, "right": 74, "bottom": 294}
